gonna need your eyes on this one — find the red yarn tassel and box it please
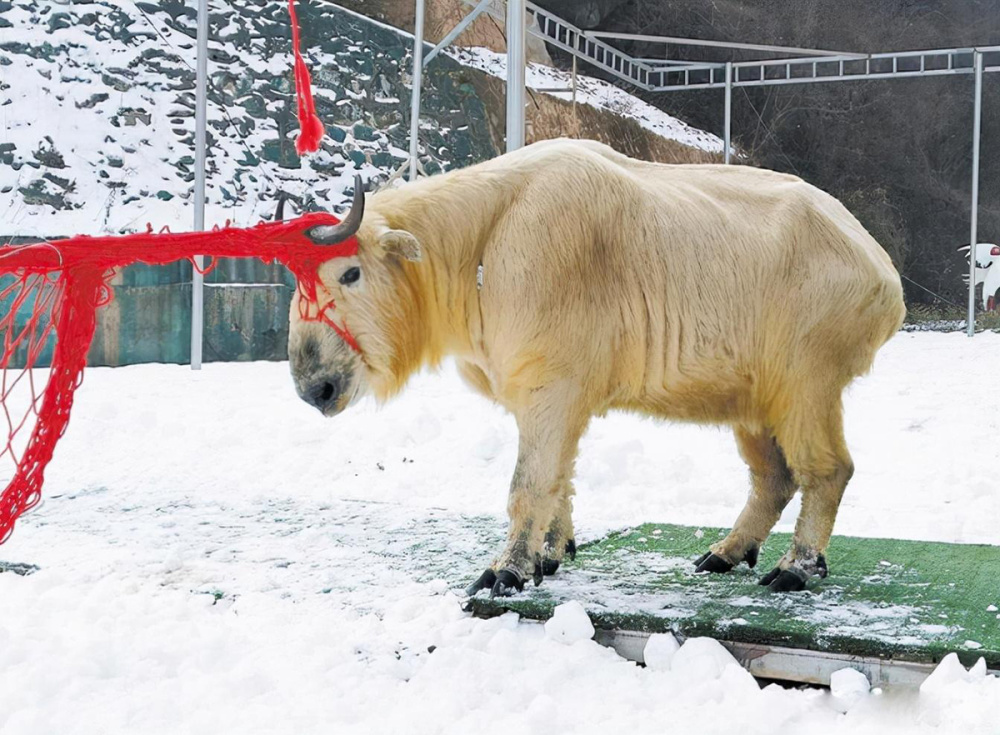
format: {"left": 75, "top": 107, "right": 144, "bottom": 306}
{"left": 288, "top": 0, "right": 325, "bottom": 154}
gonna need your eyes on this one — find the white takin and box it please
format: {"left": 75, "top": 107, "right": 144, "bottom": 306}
{"left": 286, "top": 139, "right": 906, "bottom": 596}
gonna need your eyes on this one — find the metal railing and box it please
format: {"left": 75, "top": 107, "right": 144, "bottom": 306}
{"left": 644, "top": 46, "right": 1000, "bottom": 91}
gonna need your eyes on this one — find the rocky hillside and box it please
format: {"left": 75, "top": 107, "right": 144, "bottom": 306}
{"left": 0, "top": 0, "right": 721, "bottom": 239}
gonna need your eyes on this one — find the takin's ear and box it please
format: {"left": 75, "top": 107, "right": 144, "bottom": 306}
{"left": 377, "top": 229, "right": 422, "bottom": 262}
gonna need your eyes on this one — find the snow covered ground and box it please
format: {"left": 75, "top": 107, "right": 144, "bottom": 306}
{"left": 1, "top": 331, "right": 999, "bottom": 734}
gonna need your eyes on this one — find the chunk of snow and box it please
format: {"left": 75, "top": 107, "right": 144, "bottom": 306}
{"left": 987, "top": 604, "right": 998, "bottom": 612}
{"left": 969, "top": 657, "right": 988, "bottom": 679}
{"left": 921, "top": 653, "right": 975, "bottom": 695}
{"left": 544, "top": 601, "right": 594, "bottom": 645}
{"left": 830, "top": 667, "right": 870, "bottom": 711}
{"left": 670, "top": 637, "right": 740, "bottom": 681}
{"left": 642, "top": 633, "right": 680, "bottom": 671}
{"left": 831, "top": 667, "right": 870, "bottom": 698}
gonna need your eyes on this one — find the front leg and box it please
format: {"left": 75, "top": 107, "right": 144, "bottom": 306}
{"left": 540, "top": 483, "right": 576, "bottom": 579}
{"left": 466, "top": 386, "right": 588, "bottom": 598}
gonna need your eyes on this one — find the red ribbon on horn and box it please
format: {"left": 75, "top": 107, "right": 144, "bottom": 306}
{"left": 288, "top": 0, "right": 326, "bottom": 154}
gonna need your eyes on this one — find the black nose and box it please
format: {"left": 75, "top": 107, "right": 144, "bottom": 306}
{"left": 302, "top": 376, "right": 343, "bottom": 412}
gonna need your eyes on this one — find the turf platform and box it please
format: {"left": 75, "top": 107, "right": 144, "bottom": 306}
{"left": 468, "top": 524, "right": 1000, "bottom": 674}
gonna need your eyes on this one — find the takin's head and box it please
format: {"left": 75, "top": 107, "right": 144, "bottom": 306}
{"left": 287, "top": 177, "right": 424, "bottom": 417}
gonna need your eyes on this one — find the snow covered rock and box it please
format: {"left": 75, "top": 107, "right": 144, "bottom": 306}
{"left": 669, "top": 637, "right": 740, "bottom": 681}
{"left": 544, "top": 601, "right": 595, "bottom": 645}
{"left": 829, "top": 667, "right": 870, "bottom": 712}
{"left": 642, "top": 632, "right": 680, "bottom": 671}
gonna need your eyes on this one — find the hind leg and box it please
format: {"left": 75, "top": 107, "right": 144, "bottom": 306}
{"left": 695, "top": 427, "right": 798, "bottom": 574}
{"left": 759, "top": 394, "right": 854, "bottom": 592}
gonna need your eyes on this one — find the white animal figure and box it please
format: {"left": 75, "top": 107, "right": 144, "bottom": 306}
{"left": 960, "top": 242, "right": 1000, "bottom": 310}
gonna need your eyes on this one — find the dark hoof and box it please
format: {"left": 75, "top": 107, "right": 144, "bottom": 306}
{"left": 566, "top": 539, "right": 577, "bottom": 561}
{"left": 490, "top": 569, "right": 525, "bottom": 598}
{"left": 816, "top": 554, "right": 828, "bottom": 579}
{"left": 694, "top": 552, "right": 734, "bottom": 574}
{"left": 533, "top": 561, "right": 544, "bottom": 587}
{"left": 759, "top": 566, "right": 781, "bottom": 587}
{"left": 465, "top": 569, "right": 497, "bottom": 597}
{"left": 745, "top": 545, "right": 759, "bottom": 569}
{"left": 541, "top": 559, "right": 560, "bottom": 576}
{"left": 760, "top": 566, "right": 809, "bottom": 592}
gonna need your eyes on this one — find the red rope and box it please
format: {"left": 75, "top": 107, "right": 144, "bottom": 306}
{"left": 288, "top": 0, "right": 325, "bottom": 155}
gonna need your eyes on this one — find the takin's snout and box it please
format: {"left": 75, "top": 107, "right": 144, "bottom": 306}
{"left": 290, "top": 336, "right": 357, "bottom": 417}
{"left": 296, "top": 373, "right": 348, "bottom": 415}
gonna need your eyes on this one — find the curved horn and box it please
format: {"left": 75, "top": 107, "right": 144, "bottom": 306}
{"left": 274, "top": 191, "right": 288, "bottom": 221}
{"left": 307, "top": 174, "right": 365, "bottom": 245}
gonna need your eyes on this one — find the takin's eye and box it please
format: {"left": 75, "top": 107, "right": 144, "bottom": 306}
{"left": 339, "top": 267, "right": 361, "bottom": 286}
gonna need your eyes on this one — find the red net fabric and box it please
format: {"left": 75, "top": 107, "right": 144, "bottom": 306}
{"left": 0, "top": 268, "right": 65, "bottom": 544}
{"left": 0, "top": 0, "right": 338, "bottom": 545}
{"left": 0, "top": 215, "right": 358, "bottom": 545}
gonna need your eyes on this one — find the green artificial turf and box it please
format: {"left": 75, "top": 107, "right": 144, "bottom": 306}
{"left": 468, "top": 524, "right": 1000, "bottom": 667}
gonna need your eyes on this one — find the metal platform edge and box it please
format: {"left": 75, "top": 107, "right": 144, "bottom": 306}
{"left": 593, "top": 628, "right": 945, "bottom": 687}
{"left": 473, "top": 613, "right": 999, "bottom": 688}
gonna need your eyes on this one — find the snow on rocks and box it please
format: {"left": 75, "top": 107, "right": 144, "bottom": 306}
{"left": 445, "top": 47, "right": 726, "bottom": 155}
{"left": 544, "top": 600, "right": 595, "bottom": 644}
{"left": 642, "top": 632, "right": 680, "bottom": 671}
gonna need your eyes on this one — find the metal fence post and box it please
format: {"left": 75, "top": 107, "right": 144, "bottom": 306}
{"left": 191, "top": 0, "right": 208, "bottom": 369}
{"left": 724, "top": 61, "right": 732, "bottom": 164}
{"left": 409, "top": 0, "right": 426, "bottom": 181}
{"left": 571, "top": 55, "right": 579, "bottom": 135}
{"left": 506, "top": 0, "right": 526, "bottom": 151}
{"left": 967, "top": 50, "right": 984, "bottom": 338}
